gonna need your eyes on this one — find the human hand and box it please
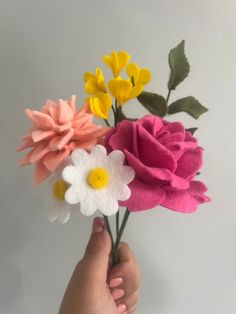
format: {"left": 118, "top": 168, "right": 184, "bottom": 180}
{"left": 59, "top": 217, "right": 140, "bottom": 314}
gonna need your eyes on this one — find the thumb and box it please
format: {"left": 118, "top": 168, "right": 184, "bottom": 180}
{"left": 81, "top": 217, "right": 112, "bottom": 282}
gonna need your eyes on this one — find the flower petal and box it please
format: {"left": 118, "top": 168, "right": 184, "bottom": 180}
{"left": 161, "top": 180, "right": 210, "bottom": 213}
{"left": 120, "top": 178, "right": 165, "bottom": 211}
{"left": 175, "top": 147, "right": 203, "bottom": 180}
{"left": 43, "top": 147, "right": 70, "bottom": 172}
{"left": 34, "top": 162, "right": 51, "bottom": 185}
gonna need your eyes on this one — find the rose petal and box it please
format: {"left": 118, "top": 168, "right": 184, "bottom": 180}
{"left": 139, "top": 115, "right": 164, "bottom": 137}
{"left": 124, "top": 149, "right": 173, "bottom": 184}
{"left": 120, "top": 178, "right": 165, "bottom": 211}
{"left": 175, "top": 147, "right": 203, "bottom": 180}
{"left": 161, "top": 180, "right": 210, "bottom": 213}
{"left": 137, "top": 125, "right": 177, "bottom": 172}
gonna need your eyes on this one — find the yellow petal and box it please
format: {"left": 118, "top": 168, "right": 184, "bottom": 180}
{"left": 103, "top": 50, "right": 131, "bottom": 77}
{"left": 89, "top": 93, "right": 112, "bottom": 119}
{"left": 84, "top": 72, "right": 96, "bottom": 82}
{"left": 137, "top": 69, "right": 152, "bottom": 85}
{"left": 117, "top": 51, "right": 131, "bottom": 71}
{"left": 108, "top": 78, "right": 132, "bottom": 105}
{"left": 129, "top": 83, "right": 144, "bottom": 99}
{"left": 96, "top": 68, "right": 106, "bottom": 93}
{"left": 85, "top": 80, "right": 98, "bottom": 95}
{"left": 126, "top": 63, "right": 138, "bottom": 82}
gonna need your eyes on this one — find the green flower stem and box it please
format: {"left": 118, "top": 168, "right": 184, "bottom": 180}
{"left": 104, "top": 119, "right": 111, "bottom": 127}
{"left": 166, "top": 89, "right": 171, "bottom": 105}
{"left": 103, "top": 215, "right": 114, "bottom": 245}
{"left": 103, "top": 215, "right": 119, "bottom": 266}
{"left": 116, "top": 210, "right": 120, "bottom": 238}
{"left": 115, "top": 208, "right": 130, "bottom": 251}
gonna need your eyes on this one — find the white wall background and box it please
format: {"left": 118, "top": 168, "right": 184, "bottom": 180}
{"left": 0, "top": 0, "right": 236, "bottom": 313}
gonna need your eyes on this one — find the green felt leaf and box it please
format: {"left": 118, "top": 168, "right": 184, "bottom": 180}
{"left": 137, "top": 91, "right": 168, "bottom": 117}
{"left": 168, "top": 40, "right": 190, "bottom": 90}
{"left": 186, "top": 127, "right": 198, "bottom": 135}
{"left": 168, "top": 96, "right": 208, "bottom": 119}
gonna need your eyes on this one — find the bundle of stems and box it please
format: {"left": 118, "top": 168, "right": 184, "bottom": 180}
{"left": 103, "top": 208, "right": 130, "bottom": 266}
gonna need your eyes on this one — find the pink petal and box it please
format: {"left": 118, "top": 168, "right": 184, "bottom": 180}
{"left": 34, "top": 162, "right": 51, "bottom": 185}
{"left": 43, "top": 147, "right": 70, "bottom": 172}
{"left": 58, "top": 99, "right": 74, "bottom": 124}
{"left": 124, "top": 149, "right": 173, "bottom": 184}
{"left": 18, "top": 151, "right": 32, "bottom": 166}
{"left": 26, "top": 109, "right": 55, "bottom": 130}
{"left": 175, "top": 147, "right": 203, "bottom": 180}
{"left": 120, "top": 178, "right": 165, "bottom": 211}
{"left": 69, "top": 138, "right": 98, "bottom": 151}
{"left": 49, "top": 128, "right": 74, "bottom": 151}
{"left": 161, "top": 180, "right": 210, "bottom": 213}
{"left": 16, "top": 136, "right": 34, "bottom": 152}
{"left": 165, "top": 141, "right": 198, "bottom": 161}
{"left": 165, "top": 174, "right": 190, "bottom": 190}
{"left": 137, "top": 125, "right": 177, "bottom": 172}
{"left": 139, "top": 115, "right": 164, "bottom": 137}
{"left": 68, "top": 95, "right": 77, "bottom": 113}
{"left": 31, "top": 130, "right": 55, "bottom": 142}
{"left": 53, "top": 121, "right": 72, "bottom": 133}
{"left": 30, "top": 143, "right": 50, "bottom": 163}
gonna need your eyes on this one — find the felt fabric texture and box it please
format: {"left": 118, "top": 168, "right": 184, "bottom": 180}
{"left": 62, "top": 145, "right": 135, "bottom": 216}
{"left": 105, "top": 115, "right": 210, "bottom": 213}
{"left": 17, "top": 96, "right": 109, "bottom": 185}
{"left": 44, "top": 175, "right": 77, "bottom": 224}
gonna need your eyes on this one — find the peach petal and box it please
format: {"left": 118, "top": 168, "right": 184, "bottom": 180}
{"left": 29, "top": 110, "right": 55, "bottom": 130}
{"left": 58, "top": 99, "right": 74, "bottom": 124}
{"left": 31, "top": 130, "right": 55, "bottom": 142}
{"left": 49, "top": 128, "right": 74, "bottom": 151}
{"left": 43, "top": 147, "right": 70, "bottom": 172}
{"left": 30, "top": 143, "right": 50, "bottom": 163}
{"left": 34, "top": 162, "right": 51, "bottom": 185}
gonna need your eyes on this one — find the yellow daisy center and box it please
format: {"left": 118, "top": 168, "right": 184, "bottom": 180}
{"left": 87, "top": 167, "right": 110, "bottom": 189}
{"left": 53, "top": 180, "right": 68, "bottom": 201}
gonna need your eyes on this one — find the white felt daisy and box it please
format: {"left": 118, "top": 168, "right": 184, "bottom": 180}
{"left": 62, "top": 145, "right": 135, "bottom": 216}
{"left": 44, "top": 176, "right": 77, "bottom": 223}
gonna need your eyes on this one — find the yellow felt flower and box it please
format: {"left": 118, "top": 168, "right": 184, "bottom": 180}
{"left": 127, "top": 63, "right": 152, "bottom": 85}
{"left": 108, "top": 78, "right": 143, "bottom": 106}
{"left": 103, "top": 51, "right": 131, "bottom": 78}
{"left": 84, "top": 68, "right": 107, "bottom": 94}
{"left": 88, "top": 92, "right": 112, "bottom": 119}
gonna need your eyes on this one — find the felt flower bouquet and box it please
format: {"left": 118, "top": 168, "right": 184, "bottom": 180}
{"left": 17, "top": 40, "right": 210, "bottom": 265}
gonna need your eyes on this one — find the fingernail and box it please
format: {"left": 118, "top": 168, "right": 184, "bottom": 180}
{"left": 117, "top": 304, "right": 126, "bottom": 313}
{"left": 112, "top": 288, "right": 125, "bottom": 300}
{"left": 92, "top": 217, "right": 104, "bottom": 234}
{"left": 109, "top": 277, "right": 123, "bottom": 288}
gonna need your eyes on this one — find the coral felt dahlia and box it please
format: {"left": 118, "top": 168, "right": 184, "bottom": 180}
{"left": 17, "top": 96, "right": 109, "bottom": 184}
{"left": 62, "top": 145, "right": 135, "bottom": 216}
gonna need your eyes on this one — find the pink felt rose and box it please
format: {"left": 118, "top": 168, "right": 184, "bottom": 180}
{"left": 105, "top": 115, "right": 210, "bottom": 213}
{"left": 17, "top": 96, "right": 109, "bottom": 184}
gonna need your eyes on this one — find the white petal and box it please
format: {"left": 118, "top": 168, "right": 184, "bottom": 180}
{"left": 65, "top": 186, "right": 81, "bottom": 205}
{"left": 117, "top": 166, "right": 135, "bottom": 183}
{"left": 80, "top": 197, "right": 97, "bottom": 216}
{"left": 90, "top": 145, "right": 107, "bottom": 161}
{"left": 108, "top": 150, "right": 125, "bottom": 166}
{"left": 97, "top": 196, "right": 119, "bottom": 216}
{"left": 59, "top": 208, "right": 71, "bottom": 224}
{"left": 107, "top": 181, "right": 131, "bottom": 201}
{"left": 62, "top": 165, "right": 78, "bottom": 184}
{"left": 71, "top": 149, "right": 90, "bottom": 166}
{"left": 47, "top": 207, "right": 58, "bottom": 222}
